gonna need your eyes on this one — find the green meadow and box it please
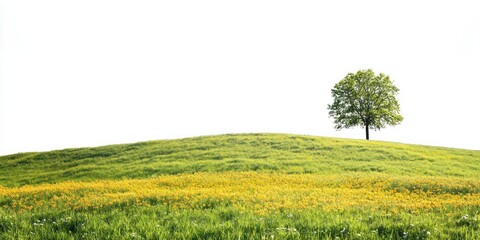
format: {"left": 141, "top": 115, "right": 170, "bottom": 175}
{"left": 0, "top": 134, "right": 479, "bottom": 239}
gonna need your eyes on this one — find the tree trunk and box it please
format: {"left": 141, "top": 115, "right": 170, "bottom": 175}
{"left": 365, "top": 124, "right": 369, "bottom": 140}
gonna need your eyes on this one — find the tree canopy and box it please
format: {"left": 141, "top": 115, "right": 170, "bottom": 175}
{"left": 327, "top": 69, "right": 403, "bottom": 140}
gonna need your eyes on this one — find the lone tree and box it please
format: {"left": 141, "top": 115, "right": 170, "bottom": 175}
{"left": 327, "top": 69, "right": 403, "bottom": 140}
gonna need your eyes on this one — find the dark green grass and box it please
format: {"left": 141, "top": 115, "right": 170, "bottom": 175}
{"left": 1, "top": 133, "right": 479, "bottom": 186}
{"left": 0, "top": 205, "right": 478, "bottom": 240}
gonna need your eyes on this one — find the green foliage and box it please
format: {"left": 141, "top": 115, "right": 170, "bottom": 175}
{"left": 328, "top": 69, "right": 403, "bottom": 139}
{"left": 0, "top": 205, "right": 478, "bottom": 239}
{"left": 1, "top": 133, "right": 479, "bottom": 186}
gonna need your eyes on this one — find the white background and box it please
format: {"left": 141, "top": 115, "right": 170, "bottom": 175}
{"left": 1, "top": 0, "right": 480, "bottom": 155}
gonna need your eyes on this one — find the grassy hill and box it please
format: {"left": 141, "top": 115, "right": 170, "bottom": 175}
{"left": 1, "top": 133, "right": 480, "bottom": 239}
{"left": 1, "top": 133, "right": 479, "bottom": 187}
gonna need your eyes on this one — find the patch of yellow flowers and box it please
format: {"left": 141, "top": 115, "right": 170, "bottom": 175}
{"left": 1, "top": 172, "right": 479, "bottom": 214}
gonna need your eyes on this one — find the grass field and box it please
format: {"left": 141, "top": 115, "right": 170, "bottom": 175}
{"left": 0, "top": 134, "right": 479, "bottom": 239}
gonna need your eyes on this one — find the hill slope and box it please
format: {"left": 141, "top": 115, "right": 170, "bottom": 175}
{"left": 1, "top": 133, "right": 479, "bottom": 186}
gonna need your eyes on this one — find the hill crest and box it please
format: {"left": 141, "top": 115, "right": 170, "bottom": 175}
{"left": 1, "top": 133, "right": 478, "bottom": 187}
